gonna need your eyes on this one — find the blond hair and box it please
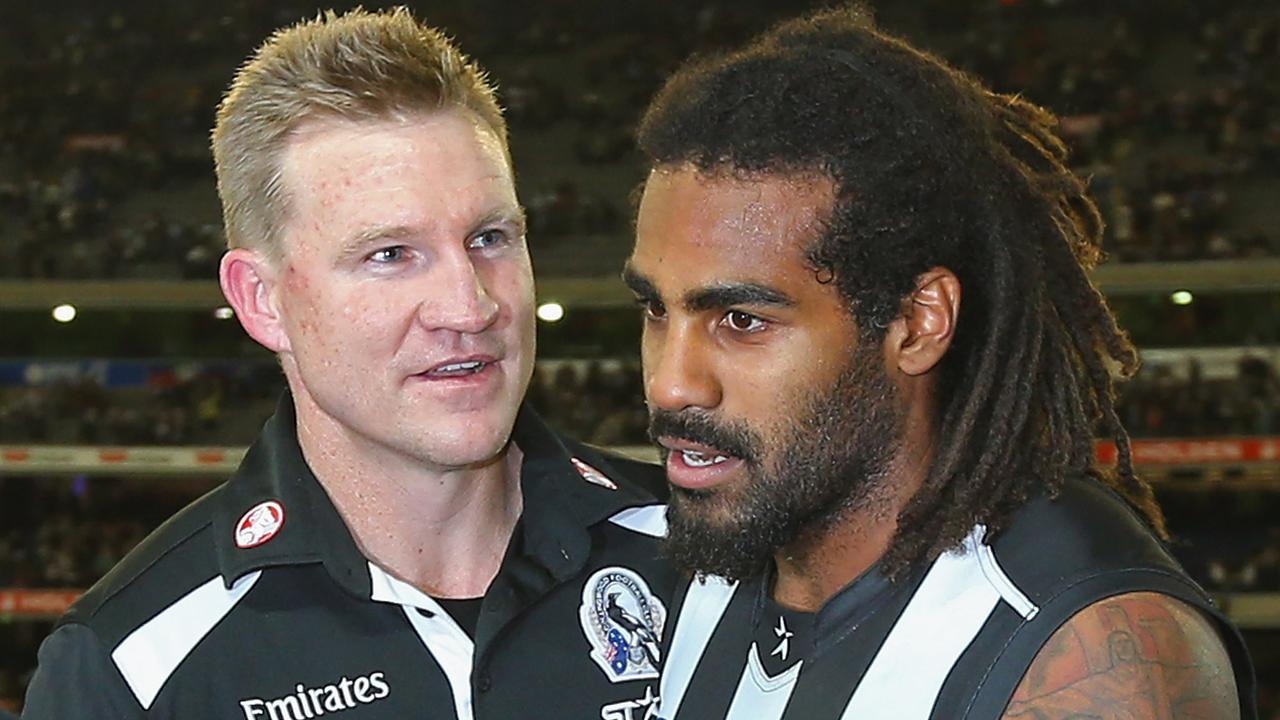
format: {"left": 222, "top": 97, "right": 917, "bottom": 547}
{"left": 211, "top": 7, "right": 506, "bottom": 261}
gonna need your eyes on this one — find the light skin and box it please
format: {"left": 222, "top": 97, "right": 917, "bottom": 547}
{"left": 629, "top": 165, "right": 1240, "bottom": 716}
{"left": 220, "top": 111, "right": 536, "bottom": 597}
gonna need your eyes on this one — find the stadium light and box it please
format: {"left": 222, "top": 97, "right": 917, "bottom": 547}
{"left": 214, "top": 306, "right": 235, "bottom": 320}
{"left": 536, "top": 302, "right": 565, "bottom": 322}
{"left": 52, "top": 304, "right": 77, "bottom": 323}
{"left": 1170, "top": 290, "right": 1194, "bottom": 306}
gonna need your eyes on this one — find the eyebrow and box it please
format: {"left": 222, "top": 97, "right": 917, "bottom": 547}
{"left": 336, "top": 225, "right": 416, "bottom": 264}
{"left": 335, "top": 205, "right": 527, "bottom": 264}
{"left": 621, "top": 263, "right": 796, "bottom": 311}
{"left": 470, "top": 205, "right": 528, "bottom": 237}
{"left": 621, "top": 264, "right": 658, "bottom": 299}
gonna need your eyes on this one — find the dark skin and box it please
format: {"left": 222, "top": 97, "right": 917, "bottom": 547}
{"left": 628, "top": 166, "right": 1241, "bottom": 718}
{"left": 1003, "top": 592, "right": 1240, "bottom": 719}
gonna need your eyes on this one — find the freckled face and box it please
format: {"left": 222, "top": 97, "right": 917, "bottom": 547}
{"left": 274, "top": 112, "right": 535, "bottom": 470}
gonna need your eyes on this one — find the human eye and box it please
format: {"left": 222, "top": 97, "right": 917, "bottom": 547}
{"left": 465, "top": 228, "right": 512, "bottom": 251}
{"left": 720, "top": 310, "right": 767, "bottom": 334}
{"left": 633, "top": 296, "right": 667, "bottom": 321}
{"left": 367, "top": 245, "right": 408, "bottom": 264}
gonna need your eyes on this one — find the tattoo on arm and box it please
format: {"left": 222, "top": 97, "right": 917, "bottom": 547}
{"left": 1002, "top": 592, "right": 1239, "bottom": 720}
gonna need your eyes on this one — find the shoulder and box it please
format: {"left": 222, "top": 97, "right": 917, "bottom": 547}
{"left": 61, "top": 485, "right": 227, "bottom": 646}
{"left": 988, "top": 476, "right": 1194, "bottom": 602}
{"left": 22, "top": 623, "right": 146, "bottom": 718}
{"left": 1003, "top": 592, "right": 1241, "bottom": 719}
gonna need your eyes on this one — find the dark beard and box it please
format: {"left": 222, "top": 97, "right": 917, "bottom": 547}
{"left": 652, "top": 345, "right": 902, "bottom": 582}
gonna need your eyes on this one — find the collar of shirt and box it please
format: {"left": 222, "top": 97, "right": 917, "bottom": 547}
{"left": 747, "top": 556, "right": 898, "bottom": 659}
{"left": 210, "top": 392, "right": 661, "bottom": 597}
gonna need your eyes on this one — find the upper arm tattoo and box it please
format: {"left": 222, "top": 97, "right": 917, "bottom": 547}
{"left": 1002, "top": 592, "right": 1240, "bottom": 720}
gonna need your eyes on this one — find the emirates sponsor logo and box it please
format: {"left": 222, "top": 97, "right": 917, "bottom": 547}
{"left": 239, "top": 672, "right": 390, "bottom": 719}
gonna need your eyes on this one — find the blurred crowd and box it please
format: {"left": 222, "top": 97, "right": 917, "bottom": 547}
{"left": 2, "top": 354, "right": 1277, "bottom": 447}
{"left": 0, "top": 362, "right": 280, "bottom": 446}
{"left": 0, "top": 477, "right": 208, "bottom": 712}
{"left": 2, "top": 1, "right": 1278, "bottom": 280}
{"left": 1119, "top": 354, "right": 1280, "bottom": 437}
{"left": 3, "top": 1, "right": 1279, "bottom": 714}
{"left": 946, "top": 2, "right": 1280, "bottom": 263}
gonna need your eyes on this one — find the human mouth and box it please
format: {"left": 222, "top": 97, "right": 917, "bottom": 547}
{"left": 412, "top": 355, "right": 499, "bottom": 382}
{"left": 660, "top": 438, "right": 747, "bottom": 490}
{"left": 423, "top": 359, "right": 489, "bottom": 377}
{"left": 678, "top": 449, "right": 732, "bottom": 467}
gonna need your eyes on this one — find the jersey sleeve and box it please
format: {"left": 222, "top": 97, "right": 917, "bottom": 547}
{"left": 22, "top": 623, "right": 144, "bottom": 719}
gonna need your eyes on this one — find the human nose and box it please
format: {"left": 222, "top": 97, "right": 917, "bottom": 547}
{"left": 644, "top": 322, "right": 722, "bottom": 412}
{"left": 420, "top": 251, "right": 500, "bottom": 334}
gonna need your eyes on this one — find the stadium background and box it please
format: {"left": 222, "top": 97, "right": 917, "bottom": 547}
{"left": 1, "top": 0, "right": 1278, "bottom": 713}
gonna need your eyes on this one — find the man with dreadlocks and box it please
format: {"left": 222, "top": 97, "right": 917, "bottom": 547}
{"left": 623, "top": 6, "right": 1256, "bottom": 719}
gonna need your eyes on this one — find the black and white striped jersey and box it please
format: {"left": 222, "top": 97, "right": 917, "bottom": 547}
{"left": 22, "top": 396, "right": 677, "bottom": 720}
{"left": 656, "top": 477, "right": 1257, "bottom": 720}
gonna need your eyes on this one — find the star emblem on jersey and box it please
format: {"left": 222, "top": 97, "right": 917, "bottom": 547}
{"left": 600, "top": 685, "right": 660, "bottom": 720}
{"left": 571, "top": 457, "right": 618, "bottom": 490}
{"left": 235, "top": 500, "right": 285, "bottom": 549}
{"left": 770, "top": 616, "right": 794, "bottom": 661}
{"left": 579, "top": 567, "right": 667, "bottom": 683}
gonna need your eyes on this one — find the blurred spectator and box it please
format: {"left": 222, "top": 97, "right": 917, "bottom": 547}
{"left": 1, "top": 354, "right": 1278, "bottom": 446}
{"left": 2, "top": 1, "right": 1278, "bottom": 278}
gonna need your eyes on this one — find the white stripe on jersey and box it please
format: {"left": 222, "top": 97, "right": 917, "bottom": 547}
{"left": 608, "top": 504, "right": 669, "bottom": 537}
{"left": 972, "top": 526, "right": 1039, "bottom": 620}
{"left": 369, "top": 562, "right": 475, "bottom": 720}
{"left": 725, "top": 644, "right": 803, "bottom": 719}
{"left": 657, "top": 576, "right": 739, "bottom": 718}
{"left": 839, "top": 526, "right": 1038, "bottom": 719}
{"left": 112, "top": 571, "right": 262, "bottom": 709}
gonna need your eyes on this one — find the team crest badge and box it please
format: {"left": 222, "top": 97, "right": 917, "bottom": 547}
{"left": 579, "top": 567, "right": 666, "bottom": 683}
{"left": 235, "top": 500, "right": 285, "bottom": 549}
{"left": 572, "top": 457, "right": 618, "bottom": 490}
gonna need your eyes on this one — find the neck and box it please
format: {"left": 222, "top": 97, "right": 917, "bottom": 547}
{"left": 771, "top": 487, "right": 903, "bottom": 613}
{"left": 772, "top": 404, "right": 935, "bottom": 613}
{"left": 291, "top": 391, "right": 523, "bottom": 599}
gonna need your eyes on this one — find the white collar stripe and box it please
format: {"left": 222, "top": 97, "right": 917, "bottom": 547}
{"left": 840, "top": 530, "right": 1002, "bottom": 719}
{"left": 657, "top": 577, "right": 738, "bottom": 718}
{"left": 969, "top": 527, "right": 1039, "bottom": 620}
{"left": 369, "top": 563, "right": 475, "bottom": 720}
{"left": 724, "top": 644, "right": 802, "bottom": 719}
{"left": 112, "top": 571, "right": 262, "bottom": 710}
{"left": 608, "top": 504, "right": 669, "bottom": 538}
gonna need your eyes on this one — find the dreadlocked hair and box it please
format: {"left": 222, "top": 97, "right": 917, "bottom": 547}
{"left": 636, "top": 5, "right": 1166, "bottom": 577}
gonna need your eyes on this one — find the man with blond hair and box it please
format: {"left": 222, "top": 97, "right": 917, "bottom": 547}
{"left": 23, "top": 9, "right": 673, "bottom": 719}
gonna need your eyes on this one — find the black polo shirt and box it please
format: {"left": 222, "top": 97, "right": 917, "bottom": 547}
{"left": 22, "top": 396, "right": 676, "bottom": 720}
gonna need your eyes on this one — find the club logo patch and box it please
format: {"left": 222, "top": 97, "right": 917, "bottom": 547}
{"left": 235, "top": 500, "right": 285, "bottom": 549}
{"left": 572, "top": 457, "right": 618, "bottom": 490}
{"left": 579, "top": 566, "right": 666, "bottom": 683}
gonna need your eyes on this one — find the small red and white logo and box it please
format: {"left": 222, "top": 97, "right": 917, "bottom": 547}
{"left": 571, "top": 458, "right": 617, "bottom": 491}
{"left": 235, "top": 500, "right": 285, "bottom": 549}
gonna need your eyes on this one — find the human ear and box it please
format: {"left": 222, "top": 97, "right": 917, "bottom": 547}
{"left": 219, "top": 248, "right": 292, "bottom": 354}
{"left": 882, "top": 267, "right": 960, "bottom": 377}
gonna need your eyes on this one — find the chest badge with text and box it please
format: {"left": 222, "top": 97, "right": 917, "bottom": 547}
{"left": 579, "top": 567, "right": 666, "bottom": 683}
